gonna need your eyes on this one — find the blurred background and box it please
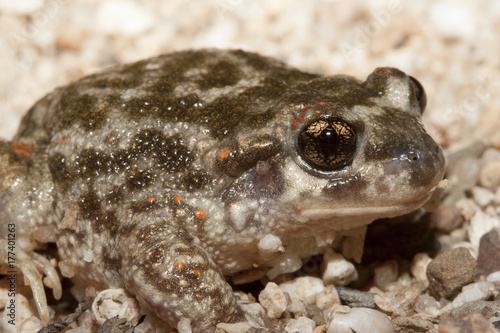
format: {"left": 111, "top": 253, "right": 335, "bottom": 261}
{"left": 1, "top": 0, "right": 499, "bottom": 152}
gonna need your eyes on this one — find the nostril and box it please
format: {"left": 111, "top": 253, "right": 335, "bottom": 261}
{"left": 408, "top": 152, "right": 420, "bottom": 161}
{"left": 399, "top": 150, "right": 421, "bottom": 162}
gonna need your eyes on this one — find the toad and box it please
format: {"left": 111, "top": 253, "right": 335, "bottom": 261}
{"left": 0, "top": 49, "right": 445, "bottom": 332}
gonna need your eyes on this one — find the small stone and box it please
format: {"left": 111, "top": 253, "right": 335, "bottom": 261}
{"left": 259, "top": 282, "right": 287, "bottom": 319}
{"left": 177, "top": 318, "right": 193, "bottom": 333}
{"left": 284, "top": 316, "right": 316, "bottom": 333}
{"left": 426, "top": 247, "right": 478, "bottom": 300}
{"left": 313, "top": 325, "right": 327, "bottom": 333}
{"left": 439, "top": 313, "right": 497, "bottom": 333}
{"left": 414, "top": 293, "right": 441, "bottom": 316}
{"left": 287, "top": 297, "right": 307, "bottom": 318}
{"left": 392, "top": 315, "right": 434, "bottom": 333}
{"left": 479, "top": 161, "right": 500, "bottom": 189}
{"left": 447, "top": 300, "right": 500, "bottom": 319}
{"left": 411, "top": 253, "right": 432, "bottom": 284}
{"left": 91, "top": 288, "right": 142, "bottom": 326}
{"left": 495, "top": 187, "right": 500, "bottom": 205}
{"left": 316, "top": 285, "right": 341, "bottom": 313}
{"left": 374, "top": 260, "right": 398, "bottom": 291}
{"left": 374, "top": 286, "right": 421, "bottom": 316}
{"left": 486, "top": 271, "right": 500, "bottom": 282}
{"left": 280, "top": 277, "right": 325, "bottom": 306}
{"left": 455, "top": 198, "right": 480, "bottom": 220}
{"left": 430, "top": 204, "right": 464, "bottom": 233}
{"left": 321, "top": 250, "right": 358, "bottom": 286}
{"left": 18, "top": 317, "right": 44, "bottom": 333}
{"left": 326, "top": 306, "right": 394, "bottom": 333}
{"left": 468, "top": 211, "right": 500, "bottom": 250}
{"left": 258, "top": 234, "right": 284, "bottom": 260}
{"left": 477, "top": 229, "right": 500, "bottom": 276}
{"left": 442, "top": 282, "right": 495, "bottom": 313}
{"left": 479, "top": 148, "right": 500, "bottom": 188}
{"left": 239, "top": 301, "right": 276, "bottom": 329}
{"left": 336, "top": 287, "right": 376, "bottom": 308}
{"left": 470, "top": 186, "right": 496, "bottom": 207}
{"left": 1, "top": 294, "right": 37, "bottom": 333}
{"left": 306, "top": 305, "right": 327, "bottom": 326}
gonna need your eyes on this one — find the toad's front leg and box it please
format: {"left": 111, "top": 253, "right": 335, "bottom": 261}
{"left": 118, "top": 222, "right": 243, "bottom": 332}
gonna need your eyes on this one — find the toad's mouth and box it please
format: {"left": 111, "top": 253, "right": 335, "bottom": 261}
{"left": 296, "top": 179, "right": 447, "bottom": 222}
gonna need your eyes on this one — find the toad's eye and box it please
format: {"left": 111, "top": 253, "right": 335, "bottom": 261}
{"left": 297, "top": 118, "right": 356, "bottom": 170}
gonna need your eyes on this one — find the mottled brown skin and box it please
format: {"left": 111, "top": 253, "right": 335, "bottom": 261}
{"left": 0, "top": 50, "right": 444, "bottom": 332}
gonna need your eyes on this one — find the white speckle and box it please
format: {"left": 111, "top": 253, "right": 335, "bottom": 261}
{"left": 82, "top": 250, "right": 93, "bottom": 263}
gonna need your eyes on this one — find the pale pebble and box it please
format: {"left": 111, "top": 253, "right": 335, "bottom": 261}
{"left": 327, "top": 306, "right": 394, "bottom": 333}
{"left": 18, "top": 316, "right": 44, "bottom": 333}
{"left": 316, "top": 285, "right": 341, "bottom": 314}
{"left": 468, "top": 211, "right": 500, "bottom": 249}
{"left": 374, "top": 260, "right": 398, "bottom": 291}
{"left": 313, "top": 325, "right": 327, "bottom": 333}
{"left": 280, "top": 277, "right": 325, "bottom": 306}
{"left": 177, "top": 317, "right": 193, "bottom": 333}
{"left": 471, "top": 186, "right": 496, "bottom": 207}
{"left": 91, "top": 288, "right": 142, "bottom": 326}
{"left": 287, "top": 298, "right": 307, "bottom": 318}
{"left": 0, "top": 294, "right": 37, "bottom": 333}
{"left": 321, "top": 250, "right": 358, "bottom": 286}
{"left": 258, "top": 282, "right": 287, "bottom": 319}
{"left": 441, "top": 281, "right": 495, "bottom": 314}
{"left": 479, "top": 161, "right": 500, "bottom": 189}
{"left": 385, "top": 272, "right": 413, "bottom": 292}
{"left": 486, "top": 270, "right": 500, "bottom": 282}
{"left": 414, "top": 293, "right": 441, "bottom": 316}
{"left": 374, "top": 286, "right": 420, "bottom": 317}
{"left": 285, "top": 316, "right": 316, "bottom": 333}
{"left": 238, "top": 302, "right": 271, "bottom": 329}
{"left": 455, "top": 197, "right": 480, "bottom": 220}
{"left": 257, "top": 234, "right": 284, "bottom": 260}
{"left": 411, "top": 253, "right": 432, "bottom": 284}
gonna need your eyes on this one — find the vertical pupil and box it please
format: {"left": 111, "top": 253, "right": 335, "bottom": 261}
{"left": 318, "top": 126, "right": 340, "bottom": 157}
